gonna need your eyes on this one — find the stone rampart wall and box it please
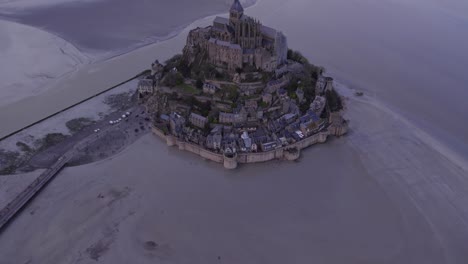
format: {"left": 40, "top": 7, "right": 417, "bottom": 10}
{"left": 177, "top": 140, "right": 224, "bottom": 163}
{"left": 152, "top": 127, "right": 166, "bottom": 138}
{"left": 237, "top": 148, "right": 283, "bottom": 163}
{"left": 290, "top": 132, "right": 328, "bottom": 149}
{"left": 152, "top": 126, "right": 330, "bottom": 168}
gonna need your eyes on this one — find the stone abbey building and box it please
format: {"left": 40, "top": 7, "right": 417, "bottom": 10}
{"left": 184, "top": 0, "right": 288, "bottom": 72}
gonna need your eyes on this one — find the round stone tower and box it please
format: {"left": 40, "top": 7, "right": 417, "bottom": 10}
{"left": 223, "top": 151, "right": 238, "bottom": 169}
{"left": 325, "top": 77, "right": 334, "bottom": 92}
{"left": 166, "top": 135, "right": 176, "bottom": 147}
{"left": 284, "top": 147, "right": 301, "bottom": 161}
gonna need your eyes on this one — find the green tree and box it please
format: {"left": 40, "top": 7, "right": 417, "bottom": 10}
{"left": 162, "top": 72, "right": 184, "bottom": 87}
{"left": 299, "top": 100, "right": 310, "bottom": 114}
{"left": 326, "top": 89, "right": 343, "bottom": 112}
{"left": 164, "top": 54, "right": 182, "bottom": 72}
{"left": 196, "top": 78, "right": 204, "bottom": 89}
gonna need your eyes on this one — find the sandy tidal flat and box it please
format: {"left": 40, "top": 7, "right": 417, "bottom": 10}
{"left": 0, "top": 90, "right": 467, "bottom": 263}
{"left": 0, "top": 0, "right": 256, "bottom": 138}
{"left": 0, "top": 169, "right": 44, "bottom": 209}
{"left": 0, "top": 19, "right": 90, "bottom": 107}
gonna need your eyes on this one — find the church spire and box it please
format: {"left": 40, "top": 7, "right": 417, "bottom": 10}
{"left": 229, "top": 0, "right": 244, "bottom": 26}
{"left": 230, "top": 0, "right": 244, "bottom": 13}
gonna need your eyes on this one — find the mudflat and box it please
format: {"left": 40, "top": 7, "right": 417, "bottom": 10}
{"left": 1, "top": 90, "right": 467, "bottom": 262}
{"left": 0, "top": 0, "right": 250, "bottom": 54}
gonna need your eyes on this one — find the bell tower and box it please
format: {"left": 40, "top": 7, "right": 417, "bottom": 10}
{"left": 229, "top": 0, "right": 244, "bottom": 26}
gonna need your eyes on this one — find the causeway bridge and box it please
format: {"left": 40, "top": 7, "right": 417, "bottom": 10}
{"left": 0, "top": 91, "right": 142, "bottom": 232}
{"left": 0, "top": 126, "right": 107, "bottom": 231}
{"left": 0, "top": 150, "right": 73, "bottom": 230}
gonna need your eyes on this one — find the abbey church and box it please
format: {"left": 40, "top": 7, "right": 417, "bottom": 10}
{"left": 184, "top": 0, "right": 288, "bottom": 72}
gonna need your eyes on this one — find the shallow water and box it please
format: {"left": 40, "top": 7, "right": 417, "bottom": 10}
{"left": 0, "top": 0, "right": 249, "bottom": 54}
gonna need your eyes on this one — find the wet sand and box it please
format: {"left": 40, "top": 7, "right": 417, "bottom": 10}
{"left": 0, "top": 0, "right": 256, "bottom": 138}
{"left": 0, "top": 0, "right": 255, "bottom": 55}
{"left": 0, "top": 169, "right": 44, "bottom": 209}
{"left": 1, "top": 91, "right": 465, "bottom": 263}
{"left": 0, "top": 2, "right": 254, "bottom": 139}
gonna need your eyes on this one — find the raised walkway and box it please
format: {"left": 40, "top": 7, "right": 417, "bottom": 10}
{"left": 0, "top": 150, "right": 73, "bottom": 230}
{"left": 0, "top": 70, "right": 149, "bottom": 141}
{"left": 0, "top": 122, "right": 112, "bottom": 231}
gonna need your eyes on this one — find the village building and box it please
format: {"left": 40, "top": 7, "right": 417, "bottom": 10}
{"left": 219, "top": 112, "right": 247, "bottom": 124}
{"left": 245, "top": 99, "right": 258, "bottom": 111}
{"left": 245, "top": 99, "right": 259, "bottom": 121}
{"left": 206, "top": 133, "right": 222, "bottom": 150}
{"left": 138, "top": 79, "right": 154, "bottom": 96}
{"left": 238, "top": 81, "right": 264, "bottom": 96}
{"left": 219, "top": 106, "right": 247, "bottom": 124}
{"left": 265, "top": 76, "right": 289, "bottom": 93}
{"left": 299, "top": 111, "right": 324, "bottom": 136}
{"left": 210, "top": 125, "right": 223, "bottom": 134}
{"left": 262, "top": 93, "right": 273, "bottom": 105}
{"left": 282, "top": 113, "right": 297, "bottom": 124}
{"left": 240, "top": 131, "right": 253, "bottom": 152}
{"left": 275, "top": 62, "right": 304, "bottom": 78}
{"left": 222, "top": 133, "right": 239, "bottom": 153}
{"left": 203, "top": 82, "right": 220, "bottom": 94}
{"left": 277, "top": 88, "right": 288, "bottom": 99}
{"left": 189, "top": 113, "right": 208, "bottom": 128}
{"left": 282, "top": 98, "right": 292, "bottom": 114}
{"left": 232, "top": 73, "right": 242, "bottom": 83}
{"left": 310, "top": 96, "right": 326, "bottom": 115}
{"left": 169, "top": 113, "right": 186, "bottom": 136}
{"left": 261, "top": 141, "right": 278, "bottom": 152}
{"left": 160, "top": 114, "right": 170, "bottom": 123}
{"left": 256, "top": 110, "right": 264, "bottom": 120}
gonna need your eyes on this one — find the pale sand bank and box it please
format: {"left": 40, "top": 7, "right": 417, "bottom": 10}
{"left": 0, "top": 0, "right": 256, "bottom": 55}
{"left": 0, "top": 1, "right": 256, "bottom": 139}
{"left": 0, "top": 19, "right": 90, "bottom": 108}
{"left": 341, "top": 89, "right": 468, "bottom": 263}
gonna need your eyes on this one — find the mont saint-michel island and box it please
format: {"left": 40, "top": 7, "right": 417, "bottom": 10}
{"left": 0, "top": 0, "right": 350, "bottom": 233}
{"left": 3, "top": 0, "right": 468, "bottom": 262}
{"left": 140, "top": 0, "right": 348, "bottom": 169}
